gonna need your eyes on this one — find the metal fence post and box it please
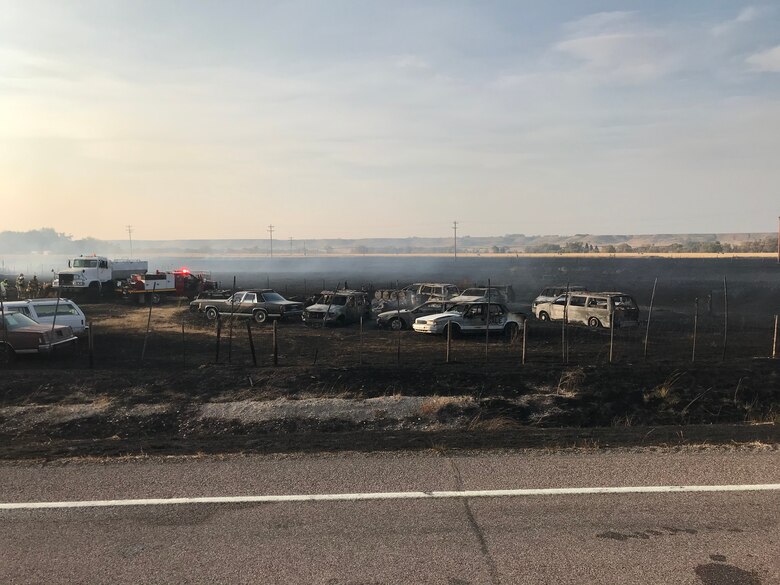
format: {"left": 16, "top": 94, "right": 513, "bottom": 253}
{"left": 643, "top": 277, "right": 657, "bottom": 360}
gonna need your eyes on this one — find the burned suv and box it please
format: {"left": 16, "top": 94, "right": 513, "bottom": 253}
{"left": 190, "top": 289, "right": 303, "bottom": 324}
{"left": 303, "top": 290, "right": 371, "bottom": 326}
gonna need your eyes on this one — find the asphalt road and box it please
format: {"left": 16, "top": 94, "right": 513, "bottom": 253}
{"left": 1, "top": 448, "right": 778, "bottom": 584}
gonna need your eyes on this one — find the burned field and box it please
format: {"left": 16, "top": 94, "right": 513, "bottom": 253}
{"left": 1, "top": 256, "right": 778, "bottom": 459}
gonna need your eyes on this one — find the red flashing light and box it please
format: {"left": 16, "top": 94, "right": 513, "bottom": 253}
{"left": 179, "top": 267, "right": 190, "bottom": 274}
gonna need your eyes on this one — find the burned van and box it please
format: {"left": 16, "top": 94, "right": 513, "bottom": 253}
{"left": 533, "top": 291, "right": 639, "bottom": 329}
{"left": 302, "top": 290, "right": 371, "bottom": 326}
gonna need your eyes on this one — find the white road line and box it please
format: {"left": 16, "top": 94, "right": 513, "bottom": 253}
{"left": 1, "top": 484, "right": 779, "bottom": 510}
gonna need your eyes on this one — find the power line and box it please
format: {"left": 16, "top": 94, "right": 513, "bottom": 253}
{"left": 268, "top": 225, "right": 275, "bottom": 257}
{"left": 452, "top": 221, "right": 458, "bottom": 260}
{"left": 126, "top": 225, "right": 133, "bottom": 258}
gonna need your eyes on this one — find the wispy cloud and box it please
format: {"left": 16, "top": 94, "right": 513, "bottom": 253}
{"left": 555, "top": 12, "right": 678, "bottom": 84}
{"left": 711, "top": 5, "right": 764, "bottom": 35}
{"left": 746, "top": 45, "right": 780, "bottom": 72}
{"left": 393, "top": 54, "right": 430, "bottom": 71}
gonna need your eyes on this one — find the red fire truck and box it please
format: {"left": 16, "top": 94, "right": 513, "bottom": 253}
{"left": 121, "top": 268, "right": 218, "bottom": 304}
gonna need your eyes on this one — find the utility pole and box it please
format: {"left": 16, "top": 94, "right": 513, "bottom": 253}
{"left": 126, "top": 225, "right": 133, "bottom": 257}
{"left": 267, "top": 224, "right": 275, "bottom": 257}
{"left": 452, "top": 221, "right": 458, "bottom": 260}
{"left": 289, "top": 236, "right": 293, "bottom": 256}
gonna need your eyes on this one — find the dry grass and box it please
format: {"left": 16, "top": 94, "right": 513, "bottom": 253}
{"left": 557, "top": 367, "right": 585, "bottom": 397}
{"left": 644, "top": 371, "right": 685, "bottom": 403}
{"left": 467, "top": 415, "right": 522, "bottom": 432}
{"left": 612, "top": 414, "right": 635, "bottom": 428}
{"left": 419, "top": 395, "right": 472, "bottom": 418}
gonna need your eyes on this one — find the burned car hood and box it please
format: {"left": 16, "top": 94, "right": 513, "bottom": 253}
{"left": 305, "top": 304, "right": 336, "bottom": 312}
{"left": 448, "top": 295, "right": 486, "bottom": 303}
{"left": 377, "top": 309, "right": 411, "bottom": 319}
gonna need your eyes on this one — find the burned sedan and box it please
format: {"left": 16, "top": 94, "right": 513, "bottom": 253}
{"left": 412, "top": 302, "right": 525, "bottom": 338}
{"left": 376, "top": 300, "right": 452, "bottom": 331}
{"left": 0, "top": 311, "right": 78, "bottom": 363}
{"left": 189, "top": 289, "right": 303, "bottom": 323}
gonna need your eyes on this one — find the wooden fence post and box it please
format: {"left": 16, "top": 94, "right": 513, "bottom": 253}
{"left": 215, "top": 317, "right": 221, "bottom": 363}
{"left": 272, "top": 319, "right": 278, "bottom": 366}
{"left": 692, "top": 298, "right": 698, "bottom": 363}
{"left": 446, "top": 321, "right": 452, "bottom": 364}
{"left": 182, "top": 320, "right": 186, "bottom": 369}
{"left": 522, "top": 320, "right": 528, "bottom": 365}
{"left": 247, "top": 320, "right": 257, "bottom": 366}
{"left": 88, "top": 321, "right": 94, "bottom": 369}
{"left": 359, "top": 315, "right": 364, "bottom": 366}
{"left": 721, "top": 277, "right": 728, "bottom": 361}
{"left": 609, "top": 310, "right": 615, "bottom": 364}
{"left": 140, "top": 282, "right": 156, "bottom": 362}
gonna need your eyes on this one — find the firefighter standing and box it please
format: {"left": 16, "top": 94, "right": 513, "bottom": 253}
{"left": 16, "top": 274, "right": 25, "bottom": 299}
{"left": 28, "top": 275, "right": 39, "bottom": 298}
{"left": 0, "top": 279, "right": 7, "bottom": 300}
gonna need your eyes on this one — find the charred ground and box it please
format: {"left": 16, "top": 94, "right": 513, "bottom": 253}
{"left": 1, "top": 256, "right": 778, "bottom": 459}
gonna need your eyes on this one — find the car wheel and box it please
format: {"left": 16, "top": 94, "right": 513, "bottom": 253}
{"left": 0, "top": 344, "right": 15, "bottom": 366}
{"left": 588, "top": 317, "right": 602, "bottom": 328}
{"left": 205, "top": 307, "right": 219, "bottom": 321}
{"left": 503, "top": 322, "right": 520, "bottom": 341}
{"left": 389, "top": 317, "right": 404, "bottom": 331}
{"left": 254, "top": 310, "right": 268, "bottom": 324}
{"left": 150, "top": 292, "right": 162, "bottom": 305}
{"left": 538, "top": 312, "right": 550, "bottom": 322}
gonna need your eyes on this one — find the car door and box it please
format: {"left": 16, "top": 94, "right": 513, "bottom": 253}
{"left": 239, "top": 292, "right": 258, "bottom": 316}
{"left": 567, "top": 295, "right": 588, "bottom": 325}
{"left": 487, "top": 303, "right": 507, "bottom": 331}
{"left": 550, "top": 295, "right": 567, "bottom": 320}
{"left": 225, "top": 292, "right": 245, "bottom": 315}
{"left": 586, "top": 296, "right": 610, "bottom": 326}
{"left": 460, "top": 304, "right": 486, "bottom": 332}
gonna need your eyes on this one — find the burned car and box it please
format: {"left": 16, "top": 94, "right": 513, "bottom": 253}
{"left": 373, "top": 282, "right": 460, "bottom": 311}
{"left": 449, "top": 285, "right": 515, "bottom": 304}
{"left": 412, "top": 301, "right": 525, "bottom": 338}
{"left": 376, "top": 300, "right": 453, "bottom": 331}
{"left": 189, "top": 289, "right": 303, "bottom": 323}
{"left": 0, "top": 310, "right": 78, "bottom": 363}
{"left": 302, "top": 290, "right": 370, "bottom": 326}
{"left": 533, "top": 291, "right": 639, "bottom": 328}
{"left": 531, "top": 285, "right": 586, "bottom": 313}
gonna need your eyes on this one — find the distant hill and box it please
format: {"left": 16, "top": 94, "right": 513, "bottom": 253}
{"left": 0, "top": 228, "right": 775, "bottom": 255}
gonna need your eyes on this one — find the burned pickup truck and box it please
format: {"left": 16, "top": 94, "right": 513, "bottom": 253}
{"left": 189, "top": 289, "right": 303, "bottom": 323}
{"left": 302, "top": 290, "right": 371, "bottom": 326}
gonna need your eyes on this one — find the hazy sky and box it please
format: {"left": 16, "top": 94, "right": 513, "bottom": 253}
{"left": 2, "top": 1, "right": 779, "bottom": 240}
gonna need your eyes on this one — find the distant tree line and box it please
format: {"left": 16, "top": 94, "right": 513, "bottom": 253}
{"left": 0, "top": 228, "right": 116, "bottom": 254}
{"left": 525, "top": 237, "right": 777, "bottom": 254}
